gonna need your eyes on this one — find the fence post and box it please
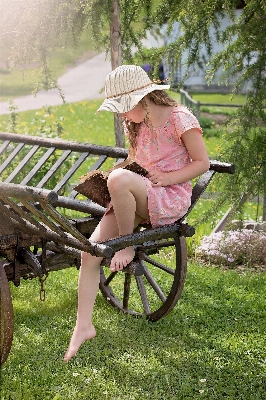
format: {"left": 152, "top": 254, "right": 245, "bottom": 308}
{"left": 180, "top": 88, "right": 201, "bottom": 119}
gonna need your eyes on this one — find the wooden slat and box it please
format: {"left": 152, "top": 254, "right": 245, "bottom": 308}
{"left": 0, "top": 140, "right": 11, "bottom": 156}
{"left": 180, "top": 170, "right": 216, "bottom": 222}
{"left": 0, "top": 196, "right": 46, "bottom": 232}
{"left": 5, "top": 145, "right": 40, "bottom": 183}
{"left": 39, "top": 201, "right": 89, "bottom": 245}
{"left": 123, "top": 273, "right": 131, "bottom": 309}
{"left": 20, "top": 147, "right": 56, "bottom": 185}
{"left": 36, "top": 149, "right": 72, "bottom": 188}
{"left": 0, "top": 132, "right": 128, "bottom": 159}
{"left": 0, "top": 142, "right": 25, "bottom": 174}
{"left": 53, "top": 152, "right": 89, "bottom": 193}
{"left": 0, "top": 200, "right": 28, "bottom": 227}
{"left": 18, "top": 198, "right": 66, "bottom": 237}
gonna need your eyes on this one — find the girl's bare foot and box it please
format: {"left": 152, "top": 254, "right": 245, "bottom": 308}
{"left": 110, "top": 246, "right": 135, "bottom": 272}
{"left": 63, "top": 324, "right": 96, "bottom": 362}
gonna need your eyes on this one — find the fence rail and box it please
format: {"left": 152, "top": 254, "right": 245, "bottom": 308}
{"left": 180, "top": 88, "right": 243, "bottom": 119}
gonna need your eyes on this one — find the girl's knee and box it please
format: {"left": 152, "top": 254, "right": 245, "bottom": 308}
{"left": 107, "top": 168, "right": 130, "bottom": 191}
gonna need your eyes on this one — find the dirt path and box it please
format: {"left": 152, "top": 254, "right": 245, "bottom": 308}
{"left": 200, "top": 111, "right": 228, "bottom": 125}
{"left": 0, "top": 52, "right": 111, "bottom": 115}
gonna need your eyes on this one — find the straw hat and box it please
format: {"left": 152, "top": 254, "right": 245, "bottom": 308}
{"left": 97, "top": 65, "right": 170, "bottom": 114}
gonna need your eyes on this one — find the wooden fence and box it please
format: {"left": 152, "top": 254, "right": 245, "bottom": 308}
{"left": 179, "top": 88, "right": 243, "bottom": 119}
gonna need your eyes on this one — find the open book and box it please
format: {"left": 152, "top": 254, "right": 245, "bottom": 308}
{"left": 74, "top": 158, "right": 148, "bottom": 208}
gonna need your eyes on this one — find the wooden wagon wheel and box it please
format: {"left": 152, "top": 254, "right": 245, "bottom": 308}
{"left": 99, "top": 236, "right": 187, "bottom": 322}
{"left": 0, "top": 260, "right": 14, "bottom": 366}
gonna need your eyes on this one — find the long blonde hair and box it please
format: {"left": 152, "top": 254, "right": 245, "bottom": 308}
{"left": 125, "top": 90, "right": 178, "bottom": 156}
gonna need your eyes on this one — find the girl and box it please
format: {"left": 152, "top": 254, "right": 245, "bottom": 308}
{"left": 64, "top": 65, "right": 209, "bottom": 361}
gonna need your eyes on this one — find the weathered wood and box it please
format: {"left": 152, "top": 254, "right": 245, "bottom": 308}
{"left": 0, "top": 140, "right": 10, "bottom": 156}
{"left": 101, "top": 222, "right": 195, "bottom": 253}
{"left": 36, "top": 149, "right": 72, "bottom": 188}
{"left": 0, "top": 142, "right": 25, "bottom": 175}
{"left": 0, "top": 132, "right": 128, "bottom": 158}
{"left": 209, "top": 160, "right": 235, "bottom": 174}
{"left": 0, "top": 182, "right": 58, "bottom": 203}
{"left": 5, "top": 145, "right": 40, "bottom": 183}
{"left": 54, "top": 196, "right": 106, "bottom": 217}
{"left": 0, "top": 261, "right": 14, "bottom": 366}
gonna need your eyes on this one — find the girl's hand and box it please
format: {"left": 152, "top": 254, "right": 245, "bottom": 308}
{"left": 147, "top": 170, "right": 169, "bottom": 187}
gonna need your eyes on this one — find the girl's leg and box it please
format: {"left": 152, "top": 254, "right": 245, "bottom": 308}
{"left": 107, "top": 170, "right": 149, "bottom": 271}
{"left": 64, "top": 171, "right": 149, "bottom": 361}
{"left": 63, "top": 210, "right": 121, "bottom": 362}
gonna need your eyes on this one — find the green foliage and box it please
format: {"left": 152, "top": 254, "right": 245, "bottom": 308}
{"left": 199, "top": 116, "right": 216, "bottom": 129}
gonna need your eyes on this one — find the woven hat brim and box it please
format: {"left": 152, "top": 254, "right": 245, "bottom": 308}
{"left": 97, "top": 83, "right": 170, "bottom": 113}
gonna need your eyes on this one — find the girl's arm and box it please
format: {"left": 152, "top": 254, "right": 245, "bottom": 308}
{"left": 148, "top": 128, "right": 210, "bottom": 186}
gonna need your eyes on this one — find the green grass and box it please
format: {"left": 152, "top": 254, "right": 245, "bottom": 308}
{"left": 188, "top": 92, "right": 246, "bottom": 116}
{"left": 1, "top": 263, "right": 265, "bottom": 399}
{"left": 189, "top": 92, "right": 246, "bottom": 105}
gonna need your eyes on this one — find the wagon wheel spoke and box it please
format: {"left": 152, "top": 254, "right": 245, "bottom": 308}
{"left": 142, "top": 262, "right": 166, "bottom": 302}
{"left": 123, "top": 273, "right": 131, "bottom": 309}
{"left": 104, "top": 271, "right": 117, "bottom": 286}
{"left": 135, "top": 275, "right": 151, "bottom": 315}
{"left": 99, "top": 236, "right": 187, "bottom": 321}
{"left": 141, "top": 253, "right": 175, "bottom": 275}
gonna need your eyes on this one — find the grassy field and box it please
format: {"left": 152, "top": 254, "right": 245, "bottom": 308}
{"left": 1, "top": 262, "right": 265, "bottom": 399}
{"left": 0, "top": 92, "right": 225, "bottom": 154}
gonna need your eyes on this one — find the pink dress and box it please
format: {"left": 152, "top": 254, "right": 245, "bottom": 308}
{"left": 134, "top": 105, "right": 203, "bottom": 228}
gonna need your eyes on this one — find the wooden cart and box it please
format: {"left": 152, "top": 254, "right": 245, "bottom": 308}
{"left": 0, "top": 131, "right": 234, "bottom": 365}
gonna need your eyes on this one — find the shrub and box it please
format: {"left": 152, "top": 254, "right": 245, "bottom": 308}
{"left": 197, "top": 229, "right": 266, "bottom": 267}
{"left": 199, "top": 116, "right": 215, "bottom": 129}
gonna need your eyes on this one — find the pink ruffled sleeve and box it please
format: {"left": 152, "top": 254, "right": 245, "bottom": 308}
{"left": 171, "top": 106, "right": 203, "bottom": 145}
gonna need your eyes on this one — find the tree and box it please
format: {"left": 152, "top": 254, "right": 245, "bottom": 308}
{"left": 1, "top": 0, "right": 265, "bottom": 219}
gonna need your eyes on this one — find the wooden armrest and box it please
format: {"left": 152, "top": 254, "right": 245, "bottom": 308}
{"left": 209, "top": 160, "right": 235, "bottom": 174}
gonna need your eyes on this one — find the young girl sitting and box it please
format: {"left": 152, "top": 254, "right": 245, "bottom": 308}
{"left": 63, "top": 65, "right": 209, "bottom": 361}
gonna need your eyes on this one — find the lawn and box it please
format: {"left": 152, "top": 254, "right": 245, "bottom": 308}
{"left": 1, "top": 262, "right": 265, "bottom": 399}
{"left": 0, "top": 98, "right": 265, "bottom": 399}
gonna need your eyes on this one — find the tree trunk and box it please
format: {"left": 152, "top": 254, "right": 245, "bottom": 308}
{"left": 110, "top": 0, "right": 125, "bottom": 148}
